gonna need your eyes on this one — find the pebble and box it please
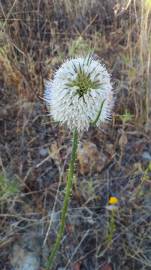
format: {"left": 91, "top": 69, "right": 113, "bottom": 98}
{"left": 11, "top": 244, "right": 40, "bottom": 270}
{"left": 142, "top": 151, "right": 151, "bottom": 161}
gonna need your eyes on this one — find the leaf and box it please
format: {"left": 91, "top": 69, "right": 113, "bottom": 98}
{"left": 119, "top": 132, "right": 128, "bottom": 148}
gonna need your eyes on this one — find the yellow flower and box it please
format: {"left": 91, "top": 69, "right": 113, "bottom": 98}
{"left": 109, "top": 196, "right": 119, "bottom": 205}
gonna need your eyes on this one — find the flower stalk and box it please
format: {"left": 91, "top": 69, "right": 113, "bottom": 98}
{"left": 106, "top": 209, "right": 116, "bottom": 243}
{"left": 106, "top": 196, "right": 119, "bottom": 244}
{"left": 46, "top": 128, "right": 78, "bottom": 269}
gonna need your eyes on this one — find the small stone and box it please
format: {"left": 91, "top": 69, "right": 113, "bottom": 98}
{"left": 142, "top": 151, "right": 151, "bottom": 161}
{"left": 77, "top": 141, "right": 107, "bottom": 174}
{"left": 10, "top": 244, "right": 40, "bottom": 270}
{"left": 39, "top": 147, "right": 48, "bottom": 157}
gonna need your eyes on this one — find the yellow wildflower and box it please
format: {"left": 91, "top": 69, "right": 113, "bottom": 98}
{"left": 109, "top": 196, "right": 119, "bottom": 205}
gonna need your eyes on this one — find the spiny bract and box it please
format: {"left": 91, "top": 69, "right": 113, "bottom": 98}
{"left": 44, "top": 55, "right": 114, "bottom": 132}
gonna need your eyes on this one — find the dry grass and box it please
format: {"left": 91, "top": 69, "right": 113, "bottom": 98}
{"left": 0, "top": 0, "right": 151, "bottom": 269}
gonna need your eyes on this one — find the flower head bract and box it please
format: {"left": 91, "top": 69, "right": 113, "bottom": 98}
{"left": 45, "top": 55, "right": 114, "bottom": 132}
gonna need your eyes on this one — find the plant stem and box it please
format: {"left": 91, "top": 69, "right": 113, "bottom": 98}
{"left": 107, "top": 210, "right": 116, "bottom": 243}
{"left": 46, "top": 128, "right": 78, "bottom": 269}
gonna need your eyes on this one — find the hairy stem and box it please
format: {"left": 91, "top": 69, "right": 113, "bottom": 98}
{"left": 46, "top": 128, "right": 78, "bottom": 269}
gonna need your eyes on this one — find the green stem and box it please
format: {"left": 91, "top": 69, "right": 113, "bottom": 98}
{"left": 46, "top": 128, "right": 78, "bottom": 269}
{"left": 107, "top": 210, "right": 116, "bottom": 243}
{"left": 91, "top": 99, "right": 105, "bottom": 126}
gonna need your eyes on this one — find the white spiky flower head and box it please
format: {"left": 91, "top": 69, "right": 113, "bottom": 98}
{"left": 45, "top": 55, "right": 114, "bottom": 132}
